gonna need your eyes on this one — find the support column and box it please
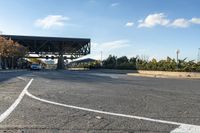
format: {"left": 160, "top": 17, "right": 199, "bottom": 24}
{"left": 57, "top": 54, "right": 65, "bottom": 69}
{"left": 57, "top": 43, "right": 65, "bottom": 70}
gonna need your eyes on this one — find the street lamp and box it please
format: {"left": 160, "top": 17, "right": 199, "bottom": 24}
{"left": 176, "top": 49, "right": 180, "bottom": 69}
{"left": 100, "top": 51, "right": 103, "bottom": 66}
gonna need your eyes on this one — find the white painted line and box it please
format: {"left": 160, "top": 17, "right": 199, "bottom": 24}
{"left": 89, "top": 73, "right": 120, "bottom": 79}
{"left": 17, "top": 76, "right": 27, "bottom": 81}
{"left": 171, "top": 124, "right": 200, "bottom": 133}
{"left": 25, "top": 90, "right": 200, "bottom": 132}
{"left": 0, "top": 78, "right": 33, "bottom": 123}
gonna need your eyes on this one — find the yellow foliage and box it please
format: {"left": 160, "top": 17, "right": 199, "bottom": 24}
{"left": 0, "top": 36, "right": 27, "bottom": 57}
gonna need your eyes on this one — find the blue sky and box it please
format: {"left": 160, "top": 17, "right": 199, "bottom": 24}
{"left": 0, "top": 0, "right": 200, "bottom": 61}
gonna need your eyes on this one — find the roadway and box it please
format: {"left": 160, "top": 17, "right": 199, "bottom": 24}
{"left": 0, "top": 70, "right": 200, "bottom": 132}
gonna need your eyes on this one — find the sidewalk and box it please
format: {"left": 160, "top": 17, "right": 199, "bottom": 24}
{"left": 127, "top": 70, "right": 200, "bottom": 79}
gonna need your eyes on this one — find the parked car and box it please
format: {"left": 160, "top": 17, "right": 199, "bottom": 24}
{"left": 30, "top": 63, "right": 42, "bottom": 70}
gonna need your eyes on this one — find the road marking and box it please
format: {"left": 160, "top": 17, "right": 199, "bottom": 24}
{"left": 0, "top": 78, "right": 33, "bottom": 123}
{"left": 25, "top": 89, "right": 200, "bottom": 132}
{"left": 17, "top": 76, "right": 27, "bottom": 81}
{"left": 171, "top": 124, "right": 200, "bottom": 133}
{"left": 89, "top": 73, "right": 120, "bottom": 79}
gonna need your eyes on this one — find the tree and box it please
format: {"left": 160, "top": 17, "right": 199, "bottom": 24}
{"left": 148, "top": 58, "right": 157, "bottom": 70}
{"left": 0, "top": 36, "right": 28, "bottom": 69}
{"left": 129, "top": 57, "right": 137, "bottom": 69}
{"left": 116, "top": 56, "right": 131, "bottom": 69}
{"left": 103, "top": 55, "right": 117, "bottom": 68}
{"left": 117, "top": 56, "right": 129, "bottom": 65}
{"left": 130, "top": 57, "right": 136, "bottom": 64}
{"left": 136, "top": 55, "right": 148, "bottom": 70}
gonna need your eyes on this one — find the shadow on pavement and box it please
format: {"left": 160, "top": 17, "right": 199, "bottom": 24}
{"left": 30, "top": 69, "right": 140, "bottom": 85}
{"left": 0, "top": 70, "right": 31, "bottom": 83}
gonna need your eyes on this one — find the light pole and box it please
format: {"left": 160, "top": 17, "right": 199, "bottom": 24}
{"left": 176, "top": 49, "right": 180, "bottom": 69}
{"left": 198, "top": 48, "right": 200, "bottom": 63}
{"left": 100, "top": 51, "right": 103, "bottom": 66}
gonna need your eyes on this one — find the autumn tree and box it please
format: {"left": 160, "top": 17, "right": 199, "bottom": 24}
{"left": 0, "top": 36, "right": 28, "bottom": 69}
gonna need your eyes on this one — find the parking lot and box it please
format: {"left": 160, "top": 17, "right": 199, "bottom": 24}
{"left": 1, "top": 70, "right": 200, "bottom": 132}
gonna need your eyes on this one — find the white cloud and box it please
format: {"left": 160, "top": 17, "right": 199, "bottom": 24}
{"left": 137, "top": 13, "right": 200, "bottom": 28}
{"left": 138, "top": 13, "right": 170, "bottom": 28}
{"left": 84, "top": 40, "right": 130, "bottom": 60}
{"left": 125, "top": 22, "right": 134, "bottom": 27}
{"left": 190, "top": 18, "right": 200, "bottom": 24}
{"left": 35, "top": 15, "right": 69, "bottom": 29}
{"left": 111, "top": 3, "right": 119, "bottom": 7}
{"left": 138, "top": 19, "right": 143, "bottom": 23}
{"left": 99, "top": 40, "right": 130, "bottom": 50}
{"left": 91, "top": 40, "right": 130, "bottom": 52}
{"left": 171, "top": 18, "right": 190, "bottom": 28}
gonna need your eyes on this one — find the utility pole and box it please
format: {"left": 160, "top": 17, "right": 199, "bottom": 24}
{"left": 198, "top": 48, "right": 200, "bottom": 63}
{"left": 100, "top": 51, "right": 103, "bottom": 66}
{"left": 101, "top": 51, "right": 102, "bottom": 62}
{"left": 176, "top": 49, "right": 180, "bottom": 69}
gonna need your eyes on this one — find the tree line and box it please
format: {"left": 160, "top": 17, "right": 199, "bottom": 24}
{"left": 75, "top": 55, "right": 200, "bottom": 72}
{"left": 102, "top": 55, "right": 200, "bottom": 72}
{"left": 0, "top": 36, "right": 27, "bottom": 69}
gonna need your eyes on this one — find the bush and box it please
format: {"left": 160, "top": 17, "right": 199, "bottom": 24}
{"left": 102, "top": 55, "right": 200, "bottom": 72}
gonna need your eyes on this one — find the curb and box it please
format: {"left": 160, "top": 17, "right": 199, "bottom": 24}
{"left": 127, "top": 73, "right": 200, "bottom": 79}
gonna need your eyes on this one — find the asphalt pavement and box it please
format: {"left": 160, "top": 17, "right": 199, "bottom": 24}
{"left": 0, "top": 70, "right": 200, "bottom": 133}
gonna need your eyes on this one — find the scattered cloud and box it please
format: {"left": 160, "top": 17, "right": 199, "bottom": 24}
{"left": 125, "top": 22, "right": 134, "bottom": 27}
{"left": 35, "top": 15, "right": 69, "bottom": 29}
{"left": 100, "top": 40, "right": 129, "bottom": 50}
{"left": 138, "top": 13, "right": 200, "bottom": 28}
{"left": 138, "top": 13, "right": 170, "bottom": 28}
{"left": 171, "top": 18, "right": 190, "bottom": 28}
{"left": 190, "top": 18, "right": 200, "bottom": 24}
{"left": 138, "top": 19, "right": 143, "bottom": 23}
{"left": 111, "top": 3, "right": 119, "bottom": 7}
{"left": 85, "top": 40, "right": 130, "bottom": 60}
{"left": 91, "top": 40, "right": 130, "bottom": 52}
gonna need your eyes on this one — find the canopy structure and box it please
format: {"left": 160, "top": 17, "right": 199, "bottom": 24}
{"left": 2, "top": 35, "right": 91, "bottom": 69}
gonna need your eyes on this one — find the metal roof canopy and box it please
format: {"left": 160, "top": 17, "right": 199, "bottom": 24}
{"left": 2, "top": 35, "right": 91, "bottom": 59}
